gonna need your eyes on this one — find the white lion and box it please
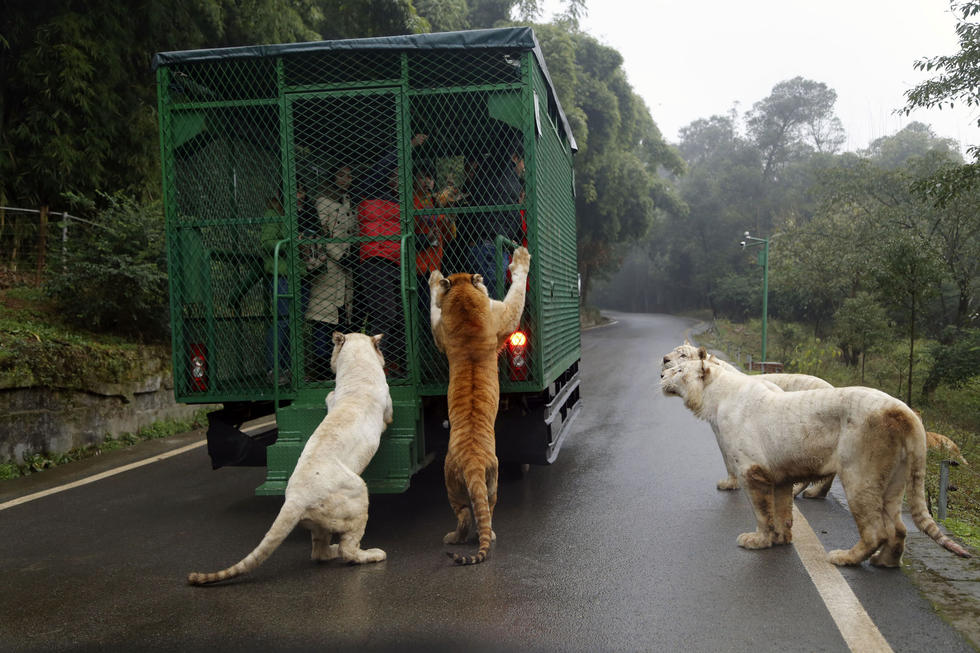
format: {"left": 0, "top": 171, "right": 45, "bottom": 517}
{"left": 187, "top": 332, "right": 393, "bottom": 584}
{"left": 661, "top": 341, "right": 833, "bottom": 496}
{"left": 660, "top": 349, "right": 971, "bottom": 566}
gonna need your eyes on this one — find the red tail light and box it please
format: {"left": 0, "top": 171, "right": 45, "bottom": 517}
{"left": 189, "top": 343, "right": 207, "bottom": 392}
{"left": 507, "top": 330, "right": 529, "bottom": 381}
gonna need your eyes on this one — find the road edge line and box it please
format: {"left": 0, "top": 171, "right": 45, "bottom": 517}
{"left": 793, "top": 505, "right": 894, "bottom": 653}
{"left": 0, "top": 439, "right": 207, "bottom": 511}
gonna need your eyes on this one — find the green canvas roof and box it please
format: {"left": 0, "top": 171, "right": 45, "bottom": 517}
{"left": 153, "top": 27, "right": 576, "bottom": 151}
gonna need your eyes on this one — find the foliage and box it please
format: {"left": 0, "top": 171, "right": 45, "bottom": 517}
{"left": 903, "top": 0, "right": 980, "bottom": 200}
{"left": 528, "top": 25, "right": 684, "bottom": 304}
{"left": 1, "top": 0, "right": 321, "bottom": 207}
{"left": 44, "top": 193, "right": 169, "bottom": 342}
{"left": 832, "top": 291, "right": 890, "bottom": 375}
{"left": 923, "top": 327, "right": 980, "bottom": 398}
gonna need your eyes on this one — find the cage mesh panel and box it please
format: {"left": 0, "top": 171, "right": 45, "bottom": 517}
{"left": 406, "top": 57, "right": 535, "bottom": 388}
{"left": 290, "top": 91, "right": 406, "bottom": 384}
{"left": 168, "top": 59, "right": 277, "bottom": 102}
{"left": 173, "top": 105, "right": 280, "bottom": 224}
{"left": 408, "top": 50, "right": 523, "bottom": 89}
{"left": 160, "top": 42, "right": 577, "bottom": 404}
{"left": 167, "top": 99, "right": 286, "bottom": 400}
{"left": 284, "top": 51, "right": 401, "bottom": 88}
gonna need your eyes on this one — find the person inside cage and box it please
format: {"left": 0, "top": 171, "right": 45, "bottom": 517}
{"left": 352, "top": 133, "right": 427, "bottom": 374}
{"left": 304, "top": 163, "right": 357, "bottom": 380}
{"left": 413, "top": 161, "right": 452, "bottom": 320}
{"left": 458, "top": 139, "right": 525, "bottom": 298}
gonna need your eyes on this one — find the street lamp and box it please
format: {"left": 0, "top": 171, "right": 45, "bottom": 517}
{"left": 740, "top": 231, "right": 770, "bottom": 364}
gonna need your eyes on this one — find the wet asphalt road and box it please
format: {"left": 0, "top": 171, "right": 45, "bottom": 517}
{"left": 0, "top": 312, "right": 974, "bottom": 652}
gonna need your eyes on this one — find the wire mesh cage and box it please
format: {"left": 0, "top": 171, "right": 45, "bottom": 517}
{"left": 156, "top": 28, "right": 579, "bottom": 408}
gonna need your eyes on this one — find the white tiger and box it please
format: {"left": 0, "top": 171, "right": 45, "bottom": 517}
{"left": 660, "top": 349, "right": 971, "bottom": 566}
{"left": 661, "top": 341, "right": 833, "bottom": 496}
{"left": 187, "top": 333, "right": 392, "bottom": 584}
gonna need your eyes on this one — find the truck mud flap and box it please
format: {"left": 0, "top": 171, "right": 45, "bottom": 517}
{"left": 205, "top": 403, "right": 278, "bottom": 469}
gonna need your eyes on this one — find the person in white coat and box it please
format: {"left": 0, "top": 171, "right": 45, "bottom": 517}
{"left": 305, "top": 164, "right": 357, "bottom": 379}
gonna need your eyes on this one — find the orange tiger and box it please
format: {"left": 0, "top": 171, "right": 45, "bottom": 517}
{"left": 428, "top": 246, "right": 531, "bottom": 564}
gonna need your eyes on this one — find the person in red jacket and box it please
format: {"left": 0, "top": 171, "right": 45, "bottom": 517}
{"left": 356, "top": 167, "right": 404, "bottom": 373}
{"left": 352, "top": 134, "right": 428, "bottom": 375}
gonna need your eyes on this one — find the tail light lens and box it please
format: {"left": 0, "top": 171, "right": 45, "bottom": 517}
{"left": 507, "top": 330, "right": 529, "bottom": 381}
{"left": 189, "top": 343, "right": 207, "bottom": 392}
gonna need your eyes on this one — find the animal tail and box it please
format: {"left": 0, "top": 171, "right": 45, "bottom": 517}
{"left": 906, "top": 417, "right": 972, "bottom": 559}
{"left": 449, "top": 462, "right": 493, "bottom": 565}
{"left": 187, "top": 500, "right": 304, "bottom": 585}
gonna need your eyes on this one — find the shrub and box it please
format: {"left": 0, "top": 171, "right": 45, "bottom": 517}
{"left": 45, "top": 192, "right": 169, "bottom": 342}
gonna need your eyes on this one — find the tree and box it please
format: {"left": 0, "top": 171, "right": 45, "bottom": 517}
{"left": 531, "top": 27, "right": 684, "bottom": 304}
{"left": 746, "top": 77, "right": 845, "bottom": 183}
{"left": 871, "top": 229, "right": 945, "bottom": 405}
{"left": 832, "top": 291, "right": 891, "bottom": 382}
{"left": 903, "top": 0, "right": 980, "bottom": 199}
{"left": 310, "top": 0, "right": 427, "bottom": 38}
{"left": 1, "top": 0, "right": 321, "bottom": 209}
{"left": 865, "top": 122, "right": 959, "bottom": 169}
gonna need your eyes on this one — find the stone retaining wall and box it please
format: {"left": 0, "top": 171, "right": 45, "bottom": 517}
{"left": 0, "top": 371, "right": 208, "bottom": 464}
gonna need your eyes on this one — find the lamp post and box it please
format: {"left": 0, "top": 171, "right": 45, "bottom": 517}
{"left": 740, "top": 231, "right": 769, "bottom": 364}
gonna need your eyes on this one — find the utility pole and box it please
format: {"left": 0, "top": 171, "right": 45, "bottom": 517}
{"left": 740, "top": 231, "right": 770, "bottom": 364}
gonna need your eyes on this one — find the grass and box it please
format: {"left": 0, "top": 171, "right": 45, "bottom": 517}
{"left": 1, "top": 281, "right": 198, "bottom": 481}
{"left": 0, "top": 409, "right": 209, "bottom": 481}
{"left": 696, "top": 317, "right": 980, "bottom": 552}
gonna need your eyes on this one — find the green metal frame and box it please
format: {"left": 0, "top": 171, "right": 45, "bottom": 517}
{"left": 155, "top": 28, "right": 580, "bottom": 493}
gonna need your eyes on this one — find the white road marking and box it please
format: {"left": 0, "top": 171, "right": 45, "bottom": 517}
{"left": 793, "top": 505, "right": 894, "bottom": 653}
{"left": 0, "top": 418, "right": 276, "bottom": 512}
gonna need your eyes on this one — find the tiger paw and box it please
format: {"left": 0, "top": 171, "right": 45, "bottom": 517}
{"left": 736, "top": 531, "right": 772, "bottom": 549}
{"left": 509, "top": 247, "right": 530, "bottom": 275}
{"left": 827, "top": 549, "right": 860, "bottom": 566}
{"left": 443, "top": 530, "right": 466, "bottom": 545}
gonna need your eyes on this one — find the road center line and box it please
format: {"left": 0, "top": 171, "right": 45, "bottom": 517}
{"left": 0, "top": 419, "right": 279, "bottom": 512}
{"left": 793, "top": 505, "right": 894, "bottom": 653}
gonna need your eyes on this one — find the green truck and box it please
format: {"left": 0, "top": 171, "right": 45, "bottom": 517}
{"left": 153, "top": 27, "right": 582, "bottom": 494}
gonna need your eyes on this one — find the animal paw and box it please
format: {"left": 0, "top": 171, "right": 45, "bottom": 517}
{"left": 869, "top": 549, "right": 901, "bottom": 568}
{"left": 773, "top": 530, "right": 793, "bottom": 545}
{"left": 443, "top": 530, "right": 466, "bottom": 545}
{"left": 717, "top": 476, "right": 740, "bottom": 491}
{"left": 428, "top": 269, "right": 444, "bottom": 289}
{"left": 827, "top": 549, "right": 859, "bottom": 566}
{"left": 736, "top": 531, "right": 772, "bottom": 549}
{"left": 359, "top": 548, "right": 386, "bottom": 563}
{"left": 509, "top": 246, "right": 530, "bottom": 275}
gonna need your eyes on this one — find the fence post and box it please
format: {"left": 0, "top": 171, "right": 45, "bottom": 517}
{"left": 61, "top": 211, "right": 69, "bottom": 271}
{"left": 36, "top": 204, "right": 48, "bottom": 284}
{"left": 938, "top": 459, "right": 950, "bottom": 521}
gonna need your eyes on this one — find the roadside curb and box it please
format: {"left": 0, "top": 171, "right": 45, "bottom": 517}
{"left": 0, "top": 429, "right": 206, "bottom": 506}
{"left": 902, "top": 530, "right": 980, "bottom": 650}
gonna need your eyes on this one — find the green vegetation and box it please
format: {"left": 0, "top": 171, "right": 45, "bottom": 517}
{"left": 0, "top": 282, "right": 167, "bottom": 391}
{"left": 0, "top": 409, "right": 209, "bottom": 481}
